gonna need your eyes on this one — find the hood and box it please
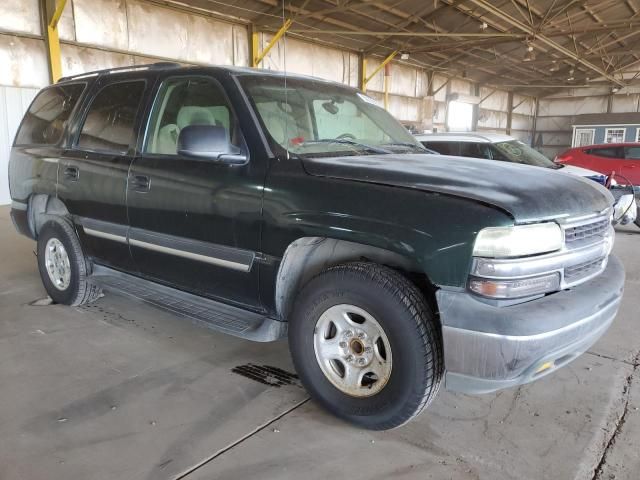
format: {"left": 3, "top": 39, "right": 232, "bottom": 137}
{"left": 558, "top": 164, "right": 606, "bottom": 180}
{"left": 302, "top": 154, "right": 613, "bottom": 223}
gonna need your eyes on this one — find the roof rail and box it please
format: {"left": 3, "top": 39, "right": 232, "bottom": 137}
{"left": 57, "top": 62, "right": 181, "bottom": 83}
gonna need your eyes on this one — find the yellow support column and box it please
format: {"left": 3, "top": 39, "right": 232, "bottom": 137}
{"left": 384, "top": 66, "right": 390, "bottom": 110}
{"left": 358, "top": 53, "right": 367, "bottom": 92}
{"left": 42, "top": 0, "right": 67, "bottom": 83}
{"left": 362, "top": 50, "right": 398, "bottom": 93}
{"left": 252, "top": 19, "right": 292, "bottom": 68}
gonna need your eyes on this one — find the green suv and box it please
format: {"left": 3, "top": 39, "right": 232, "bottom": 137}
{"left": 9, "top": 64, "right": 624, "bottom": 429}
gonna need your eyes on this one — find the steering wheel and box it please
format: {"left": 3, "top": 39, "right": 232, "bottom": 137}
{"left": 336, "top": 133, "right": 356, "bottom": 140}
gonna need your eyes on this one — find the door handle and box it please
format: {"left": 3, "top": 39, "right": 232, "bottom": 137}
{"left": 63, "top": 166, "right": 79, "bottom": 181}
{"left": 129, "top": 174, "right": 151, "bottom": 191}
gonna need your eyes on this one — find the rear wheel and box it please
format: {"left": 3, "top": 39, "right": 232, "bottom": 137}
{"left": 37, "top": 217, "right": 101, "bottom": 306}
{"left": 289, "top": 262, "right": 443, "bottom": 430}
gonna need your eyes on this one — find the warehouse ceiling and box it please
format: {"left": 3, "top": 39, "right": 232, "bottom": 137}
{"left": 160, "top": 0, "right": 640, "bottom": 95}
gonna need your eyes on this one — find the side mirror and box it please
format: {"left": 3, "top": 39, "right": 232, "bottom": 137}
{"left": 177, "top": 125, "right": 247, "bottom": 165}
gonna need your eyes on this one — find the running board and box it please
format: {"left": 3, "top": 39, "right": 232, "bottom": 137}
{"left": 90, "top": 265, "right": 286, "bottom": 342}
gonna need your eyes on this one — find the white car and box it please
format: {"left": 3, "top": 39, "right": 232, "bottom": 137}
{"left": 416, "top": 132, "right": 637, "bottom": 225}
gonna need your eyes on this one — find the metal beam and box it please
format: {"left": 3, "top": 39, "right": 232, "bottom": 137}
{"left": 252, "top": 18, "right": 292, "bottom": 68}
{"left": 41, "top": 0, "right": 67, "bottom": 83}
{"left": 289, "top": 30, "right": 522, "bottom": 37}
{"left": 468, "top": 0, "right": 626, "bottom": 87}
{"left": 362, "top": 50, "right": 398, "bottom": 92}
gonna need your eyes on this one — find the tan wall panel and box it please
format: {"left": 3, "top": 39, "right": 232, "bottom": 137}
{"left": 74, "top": 0, "right": 129, "bottom": 50}
{"left": 0, "top": 35, "right": 48, "bottom": 88}
{"left": 61, "top": 44, "right": 133, "bottom": 78}
{"left": 0, "top": 0, "right": 40, "bottom": 36}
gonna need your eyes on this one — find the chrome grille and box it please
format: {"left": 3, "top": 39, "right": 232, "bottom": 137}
{"left": 564, "top": 218, "right": 610, "bottom": 246}
{"left": 564, "top": 256, "right": 606, "bottom": 284}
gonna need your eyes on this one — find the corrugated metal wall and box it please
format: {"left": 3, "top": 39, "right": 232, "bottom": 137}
{"left": 0, "top": 86, "right": 38, "bottom": 205}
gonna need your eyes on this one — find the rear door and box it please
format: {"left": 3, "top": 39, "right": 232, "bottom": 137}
{"left": 59, "top": 77, "right": 151, "bottom": 272}
{"left": 127, "top": 73, "right": 266, "bottom": 310}
{"left": 623, "top": 146, "right": 640, "bottom": 185}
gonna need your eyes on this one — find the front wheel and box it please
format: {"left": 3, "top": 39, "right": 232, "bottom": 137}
{"left": 289, "top": 262, "right": 443, "bottom": 430}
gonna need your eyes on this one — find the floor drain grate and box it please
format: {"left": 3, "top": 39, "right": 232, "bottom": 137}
{"left": 231, "top": 364, "right": 301, "bottom": 388}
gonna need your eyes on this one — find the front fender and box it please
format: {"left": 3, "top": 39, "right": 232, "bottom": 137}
{"left": 259, "top": 159, "right": 513, "bottom": 314}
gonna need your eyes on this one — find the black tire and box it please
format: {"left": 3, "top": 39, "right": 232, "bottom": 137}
{"left": 288, "top": 262, "right": 443, "bottom": 430}
{"left": 635, "top": 206, "right": 640, "bottom": 228}
{"left": 36, "top": 217, "right": 101, "bottom": 306}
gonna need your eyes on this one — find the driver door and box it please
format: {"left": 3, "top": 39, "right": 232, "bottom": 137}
{"left": 127, "top": 74, "right": 266, "bottom": 310}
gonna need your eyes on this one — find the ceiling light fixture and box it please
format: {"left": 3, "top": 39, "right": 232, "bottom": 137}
{"left": 480, "top": 21, "right": 488, "bottom": 30}
{"left": 523, "top": 44, "right": 535, "bottom": 62}
{"left": 400, "top": 52, "right": 410, "bottom": 60}
{"left": 549, "top": 61, "right": 560, "bottom": 72}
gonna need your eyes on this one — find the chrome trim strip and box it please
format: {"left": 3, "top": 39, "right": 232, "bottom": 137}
{"left": 83, "top": 227, "right": 128, "bottom": 244}
{"left": 128, "top": 238, "right": 251, "bottom": 272}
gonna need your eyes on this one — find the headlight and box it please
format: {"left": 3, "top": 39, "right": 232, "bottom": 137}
{"left": 473, "top": 223, "right": 563, "bottom": 258}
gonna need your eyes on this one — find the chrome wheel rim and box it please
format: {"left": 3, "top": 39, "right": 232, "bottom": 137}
{"left": 44, "top": 238, "right": 71, "bottom": 291}
{"left": 313, "top": 304, "right": 392, "bottom": 397}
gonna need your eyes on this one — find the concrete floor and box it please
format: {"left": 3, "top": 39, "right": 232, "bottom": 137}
{"left": 0, "top": 205, "right": 638, "bottom": 480}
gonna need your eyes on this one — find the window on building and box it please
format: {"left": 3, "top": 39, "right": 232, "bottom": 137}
{"left": 15, "top": 83, "right": 86, "bottom": 146}
{"left": 574, "top": 128, "right": 595, "bottom": 147}
{"left": 77, "top": 81, "right": 146, "bottom": 154}
{"left": 636, "top": 128, "right": 640, "bottom": 142}
{"left": 604, "top": 128, "right": 625, "bottom": 144}
{"left": 446, "top": 101, "right": 473, "bottom": 132}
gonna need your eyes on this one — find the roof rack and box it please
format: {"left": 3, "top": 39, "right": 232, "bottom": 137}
{"left": 57, "top": 62, "right": 181, "bottom": 83}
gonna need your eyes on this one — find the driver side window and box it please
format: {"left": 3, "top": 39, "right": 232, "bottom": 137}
{"left": 145, "top": 77, "right": 240, "bottom": 155}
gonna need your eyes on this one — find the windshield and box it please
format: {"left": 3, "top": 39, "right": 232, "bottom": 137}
{"left": 492, "top": 140, "right": 557, "bottom": 168}
{"left": 238, "top": 75, "right": 426, "bottom": 157}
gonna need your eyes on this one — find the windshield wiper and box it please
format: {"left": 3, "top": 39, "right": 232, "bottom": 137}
{"left": 381, "top": 141, "right": 423, "bottom": 150}
{"left": 302, "top": 139, "right": 392, "bottom": 155}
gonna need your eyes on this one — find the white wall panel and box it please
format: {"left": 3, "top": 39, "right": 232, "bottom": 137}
{"left": 0, "top": 0, "right": 40, "bottom": 36}
{"left": 479, "top": 87, "right": 507, "bottom": 111}
{"left": 74, "top": 0, "right": 129, "bottom": 50}
{"left": 61, "top": 44, "right": 133, "bottom": 77}
{"left": 432, "top": 75, "right": 449, "bottom": 102}
{"left": 539, "top": 96, "right": 608, "bottom": 116}
{"left": 477, "top": 109, "right": 507, "bottom": 129}
{"left": 261, "top": 34, "right": 358, "bottom": 86}
{"left": 0, "top": 35, "right": 49, "bottom": 88}
{"left": 0, "top": 86, "right": 39, "bottom": 205}
{"left": 612, "top": 94, "right": 640, "bottom": 113}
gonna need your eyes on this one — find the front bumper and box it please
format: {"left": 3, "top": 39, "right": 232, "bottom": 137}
{"left": 437, "top": 254, "right": 624, "bottom": 394}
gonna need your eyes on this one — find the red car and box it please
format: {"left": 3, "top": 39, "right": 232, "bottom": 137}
{"left": 555, "top": 143, "right": 640, "bottom": 186}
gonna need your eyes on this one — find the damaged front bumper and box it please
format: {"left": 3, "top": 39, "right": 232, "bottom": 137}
{"left": 437, "top": 254, "right": 624, "bottom": 394}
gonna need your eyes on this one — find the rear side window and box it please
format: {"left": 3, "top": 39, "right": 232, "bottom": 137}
{"left": 422, "top": 141, "right": 458, "bottom": 155}
{"left": 586, "top": 147, "right": 623, "bottom": 159}
{"left": 459, "top": 142, "right": 492, "bottom": 159}
{"left": 625, "top": 147, "right": 640, "bottom": 160}
{"left": 77, "top": 81, "right": 145, "bottom": 154}
{"left": 15, "top": 84, "right": 85, "bottom": 146}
